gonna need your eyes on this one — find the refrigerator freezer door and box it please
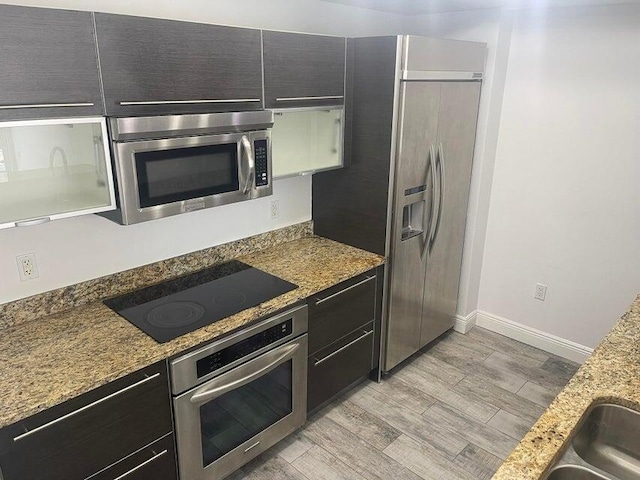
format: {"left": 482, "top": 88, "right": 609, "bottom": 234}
{"left": 420, "top": 82, "right": 482, "bottom": 348}
{"left": 385, "top": 81, "right": 440, "bottom": 371}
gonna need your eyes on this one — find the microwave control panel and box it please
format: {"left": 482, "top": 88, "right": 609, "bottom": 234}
{"left": 254, "top": 139, "right": 269, "bottom": 187}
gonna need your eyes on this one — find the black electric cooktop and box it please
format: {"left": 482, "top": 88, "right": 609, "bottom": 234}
{"left": 104, "top": 261, "right": 298, "bottom": 343}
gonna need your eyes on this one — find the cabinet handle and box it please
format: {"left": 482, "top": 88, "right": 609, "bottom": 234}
{"left": 13, "top": 373, "right": 161, "bottom": 442}
{"left": 0, "top": 103, "right": 94, "bottom": 110}
{"left": 314, "top": 275, "right": 375, "bottom": 305}
{"left": 275, "top": 95, "right": 344, "bottom": 102}
{"left": 111, "top": 449, "right": 167, "bottom": 480}
{"left": 118, "top": 99, "right": 261, "bottom": 106}
{"left": 313, "top": 329, "right": 374, "bottom": 366}
{"left": 15, "top": 217, "right": 51, "bottom": 227}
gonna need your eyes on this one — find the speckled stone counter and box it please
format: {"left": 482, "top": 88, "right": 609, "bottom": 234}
{"left": 492, "top": 294, "right": 640, "bottom": 479}
{"left": 0, "top": 236, "right": 384, "bottom": 429}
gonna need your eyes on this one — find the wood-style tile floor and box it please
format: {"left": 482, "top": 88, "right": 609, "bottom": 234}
{"left": 227, "top": 327, "right": 580, "bottom": 480}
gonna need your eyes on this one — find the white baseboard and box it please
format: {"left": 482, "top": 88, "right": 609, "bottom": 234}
{"left": 472, "top": 310, "right": 593, "bottom": 364}
{"left": 454, "top": 311, "right": 477, "bottom": 334}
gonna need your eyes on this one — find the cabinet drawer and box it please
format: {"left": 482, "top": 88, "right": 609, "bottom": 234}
{"left": 90, "top": 434, "right": 176, "bottom": 480}
{"left": 308, "top": 272, "right": 376, "bottom": 355}
{"left": 0, "top": 361, "right": 172, "bottom": 480}
{"left": 307, "top": 323, "right": 374, "bottom": 412}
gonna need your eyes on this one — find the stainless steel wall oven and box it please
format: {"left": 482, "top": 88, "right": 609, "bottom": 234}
{"left": 101, "top": 110, "right": 274, "bottom": 225}
{"left": 170, "top": 305, "right": 308, "bottom": 480}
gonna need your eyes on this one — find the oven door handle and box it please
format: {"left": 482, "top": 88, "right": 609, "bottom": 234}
{"left": 240, "top": 135, "right": 255, "bottom": 194}
{"left": 189, "top": 341, "right": 300, "bottom": 404}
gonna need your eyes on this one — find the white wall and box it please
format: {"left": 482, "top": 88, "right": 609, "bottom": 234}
{"left": 478, "top": 3, "right": 640, "bottom": 348}
{"left": 0, "top": 0, "right": 406, "bottom": 305}
{"left": 407, "top": 3, "right": 640, "bottom": 350}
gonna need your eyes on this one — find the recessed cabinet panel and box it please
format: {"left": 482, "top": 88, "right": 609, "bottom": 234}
{"left": 272, "top": 108, "right": 343, "bottom": 177}
{"left": 0, "top": 5, "right": 104, "bottom": 120}
{"left": 263, "top": 31, "right": 346, "bottom": 109}
{"left": 0, "top": 118, "right": 115, "bottom": 228}
{"left": 94, "top": 13, "right": 263, "bottom": 116}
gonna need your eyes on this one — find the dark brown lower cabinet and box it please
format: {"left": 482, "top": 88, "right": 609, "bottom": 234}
{"left": 308, "top": 322, "right": 374, "bottom": 413}
{"left": 0, "top": 361, "right": 175, "bottom": 480}
{"left": 306, "top": 269, "right": 380, "bottom": 413}
{"left": 90, "top": 434, "right": 176, "bottom": 480}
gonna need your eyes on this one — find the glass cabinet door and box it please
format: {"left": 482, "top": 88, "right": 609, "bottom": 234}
{"left": 271, "top": 108, "right": 343, "bottom": 178}
{"left": 0, "top": 117, "right": 115, "bottom": 228}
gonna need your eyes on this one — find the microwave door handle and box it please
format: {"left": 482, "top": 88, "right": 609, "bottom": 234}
{"left": 189, "top": 341, "right": 300, "bottom": 404}
{"left": 240, "top": 135, "right": 255, "bottom": 194}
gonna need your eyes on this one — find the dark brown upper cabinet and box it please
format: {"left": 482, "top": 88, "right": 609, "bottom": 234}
{"left": 0, "top": 5, "right": 104, "bottom": 121}
{"left": 94, "top": 13, "right": 263, "bottom": 116}
{"left": 263, "top": 31, "right": 346, "bottom": 109}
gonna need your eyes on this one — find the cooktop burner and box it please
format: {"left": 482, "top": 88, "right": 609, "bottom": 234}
{"left": 104, "top": 261, "right": 297, "bottom": 343}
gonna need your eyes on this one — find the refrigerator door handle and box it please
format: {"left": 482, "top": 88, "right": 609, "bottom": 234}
{"left": 421, "top": 144, "right": 437, "bottom": 257}
{"left": 429, "top": 142, "right": 446, "bottom": 254}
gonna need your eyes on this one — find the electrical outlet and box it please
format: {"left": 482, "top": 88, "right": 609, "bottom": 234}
{"left": 270, "top": 200, "right": 279, "bottom": 220}
{"left": 16, "top": 253, "right": 39, "bottom": 281}
{"left": 535, "top": 283, "right": 547, "bottom": 301}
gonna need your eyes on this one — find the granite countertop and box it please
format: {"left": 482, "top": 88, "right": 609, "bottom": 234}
{"left": 0, "top": 236, "right": 384, "bottom": 429}
{"left": 492, "top": 294, "right": 640, "bottom": 479}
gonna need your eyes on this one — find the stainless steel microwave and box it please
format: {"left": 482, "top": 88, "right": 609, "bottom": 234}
{"left": 100, "top": 111, "right": 274, "bottom": 225}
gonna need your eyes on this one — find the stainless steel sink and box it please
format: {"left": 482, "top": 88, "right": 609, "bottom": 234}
{"left": 547, "top": 465, "right": 609, "bottom": 480}
{"left": 572, "top": 404, "right": 640, "bottom": 480}
{"left": 544, "top": 403, "right": 640, "bottom": 480}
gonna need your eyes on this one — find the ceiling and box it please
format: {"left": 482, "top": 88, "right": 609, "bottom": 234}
{"left": 319, "top": 0, "right": 637, "bottom": 15}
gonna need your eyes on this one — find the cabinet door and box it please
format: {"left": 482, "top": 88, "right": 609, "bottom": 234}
{"left": 308, "top": 272, "right": 376, "bottom": 356}
{"left": 263, "top": 31, "right": 346, "bottom": 109}
{"left": 308, "top": 322, "right": 374, "bottom": 413}
{"left": 95, "top": 13, "right": 263, "bottom": 116}
{"left": 420, "top": 82, "right": 481, "bottom": 348}
{"left": 0, "top": 5, "right": 104, "bottom": 120}
{"left": 0, "top": 361, "right": 172, "bottom": 480}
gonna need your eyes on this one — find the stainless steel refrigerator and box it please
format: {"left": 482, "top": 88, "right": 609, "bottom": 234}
{"left": 313, "top": 35, "right": 485, "bottom": 372}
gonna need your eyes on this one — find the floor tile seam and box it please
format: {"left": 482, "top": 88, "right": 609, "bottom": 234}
{"left": 451, "top": 379, "right": 545, "bottom": 424}
{"left": 381, "top": 433, "right": 468, "bottom": 479}
{"left": 421, "top": 400, "right": 520, "bottom": 455}
{"left": 423, "top": 378, "right": 501, "bottom": 423}
{"left": 277, "top": 438, "right": 315, "bottom": 464}
{"left": 315, "top": 411, "right": 403, "bottom": 455}
{"left": 373, "top": 376, "right": 437, "bottom": 414}
{"left": 290, "top": 443, "right": 354, "bottom": 480}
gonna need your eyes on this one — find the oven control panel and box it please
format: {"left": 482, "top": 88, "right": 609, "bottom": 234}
{"left": 254, "top": 139, "right": 269, "bottom": 187}
{"left": 196, "top": 318, "right": 292, "bottom": 378}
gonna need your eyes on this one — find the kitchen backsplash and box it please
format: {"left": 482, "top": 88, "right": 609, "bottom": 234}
{"left": 0, "top": 221, "right": 313, "bottom": 330}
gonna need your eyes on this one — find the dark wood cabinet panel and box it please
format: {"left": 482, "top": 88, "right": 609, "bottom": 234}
{"left": 0, "top": 5, "right": 104, "bottom": 120}
{"left": 313, "top": 37, "right": 398, "bottom": 256}
{"left": 306, "top": 268, "right": 379, "bottom": 413}
{"left": 91, "top": 434, "right": 177, "bottom": 480}
{"left": 94, "top": 13, "right": 263, "bottom": 116}
{"left": 308, "top": 322, "right": 374, "bottom": 413}
{"left": 0, "top": 361, "right": 173, "bottom": 480}
{"left": 307, "top": 272, "right": 376, "bottom": 356}
{"left": 263, "top": 31, "right": 345, "bottom": 109}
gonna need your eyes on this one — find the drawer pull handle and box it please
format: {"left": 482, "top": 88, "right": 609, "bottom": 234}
{"left": 112, "top": 449, "right": 167, "bottom": 480}
{"left": 314, "top": 329, "right": 374, "bottom": 366}
{"left": 119, "top": 99, "right": 261, "bottom": 106}
{"left": 13, "top": 373, "right": 161, "bottom": 442}
{"left": 275, "top": 95, "right": 344, "bottom": 102}
{"left": 315, "top": 275, "right": 376, "bottom": 305}
{"left": 0, "top": 102, "right": 94, "bottom": 110}
{"left": 244, "top": 441, "right": 260, "bottom": 453}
